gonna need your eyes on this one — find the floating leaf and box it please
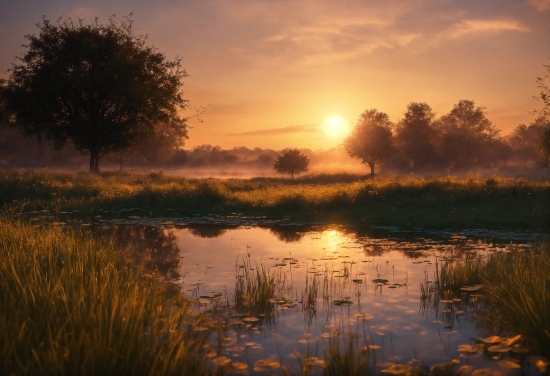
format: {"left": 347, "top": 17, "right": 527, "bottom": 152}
{"left": 504, "top": 334, "right": 521, "bottom": 346}
{"left": 212, "top": 356, "right": 231, "bottom": 367}
{"left": 456, "top": 365, "right": 473, "bottom": 376}
{"left": 487, "top": 344, "right": 510, "bottom": 353}
{"left": 481, "top": 335, "right": 503, "bottom": 344}
{"left": 471, "top": 368, "right": 505, "bottom": 376}
{"left": 254, "top": 358, "right": 281, "bottom": 371}
{"left": 497, "top": 359, "right": 520, "bottom": 369}
{"left": 230, "top": 362, "right": 248, "bottom": 370}
{"left": 458, "top": 344, "right": 478, "bottom": 353}
{"left": 381, "top": 364, "right": 413, "bottom": 374}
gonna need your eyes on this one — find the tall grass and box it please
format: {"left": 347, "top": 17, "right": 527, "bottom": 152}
{"left": 323, "top": 322, "right": 374, "bottom": 376}
{"left": 435, "top": 243, "right": 550, "bottom": 356}
{"left": 1, "top": 169, "right": 549, "bottom": 230}
{"left": 0, "top": 219, "right": 211, "bottom": 375}
{"left": 479, "top": 247, "right": 550, "bottom": 356}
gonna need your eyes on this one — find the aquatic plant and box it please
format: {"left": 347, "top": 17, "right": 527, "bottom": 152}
{"left": 478, "top": 245, "right": 550, "bottom": 356}
{"left": 433, "top": 242, "right": 550, "bottom": 357}
{"left": 323, "top": 322, "right": 374, "bottom": 376}
{"left": 234, "top": 255, "right": 277, "bottom": 318}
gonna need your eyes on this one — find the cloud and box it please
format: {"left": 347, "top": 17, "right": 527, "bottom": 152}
{"left": 445, "top": 19, "right": 530, "bottom": 38}
{"left": 529, "top": 0, "right": 550, "bottom": 11}
{"left": 226, "top": 123, "right": 319, "bottom": 136}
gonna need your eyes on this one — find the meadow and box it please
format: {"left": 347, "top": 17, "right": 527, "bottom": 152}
{"left": 1, "top": 169, "right": 549, "bottom": 231}
{"left": 1, "top": 169, "right": 549, "bottom": 375}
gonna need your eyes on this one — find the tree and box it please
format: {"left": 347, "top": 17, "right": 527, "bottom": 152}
{"left": 534, "top": 61, "right": 550, "bottom": 158}
{"left": 507, "top": 117, "right": 549, "bottom": 168}
{"left": 392, "top": 102, "right": 438, "bottom": 171}
{"left": 273, "top": 148, "right": 309, "bottom": 178}
{"left": 0, "top": 15, "right": 188, "bottom": 172}
{"left": 344, "top": 109, "right": 393, "bottom": 176}
{"left": 437, "top": 100, "right": 504, "bottom": 170}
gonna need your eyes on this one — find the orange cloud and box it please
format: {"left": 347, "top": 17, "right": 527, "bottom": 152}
{"left": 446, "top": 19, "right": 530, "bottom": 38}
{"left": 225, "top": 124, "right": 319, "bottom": 136}
{"left": 530, "top": 0, "right": 550, "bottom": 11}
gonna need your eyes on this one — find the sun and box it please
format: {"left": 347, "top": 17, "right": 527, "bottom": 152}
{"left": 322, "top": 115, "right": 349, "bottom": 138}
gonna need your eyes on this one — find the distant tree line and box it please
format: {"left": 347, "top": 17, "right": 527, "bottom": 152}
{"left": 344, "top": 100, "right": 550, "bottom": 175}
{"left": 0, "top": 110, "right": 547, "bottom": 175}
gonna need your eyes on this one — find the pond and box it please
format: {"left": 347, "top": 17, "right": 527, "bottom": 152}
{"left": 87, "top": 217, "right": 541, "bottom": 375}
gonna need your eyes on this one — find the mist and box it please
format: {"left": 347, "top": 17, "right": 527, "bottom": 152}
{"left": 0, "top": 115, "right": 548, "bottom": 178}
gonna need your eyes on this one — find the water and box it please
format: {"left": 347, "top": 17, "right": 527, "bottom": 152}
{"left": 158, "top": 224, "right": 532, "bottom": 375}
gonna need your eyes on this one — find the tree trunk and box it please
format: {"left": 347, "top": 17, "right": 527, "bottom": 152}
{"left": 89, "top": 150, "right": 100, "bottom": 173}
{"left": 368, "top": 161, "right": 375, "bottom": 176}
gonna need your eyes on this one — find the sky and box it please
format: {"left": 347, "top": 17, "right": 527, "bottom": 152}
{"left": 1, "top": 0, "right": 549, "bottom": 150}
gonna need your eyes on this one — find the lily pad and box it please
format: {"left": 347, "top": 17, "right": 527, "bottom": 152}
{"left": 481, "top": 335, "right": 503, "bottom": 344}
{"left": 471, "top": 368, "right": 505, "bottom": 376}
{"left": 381, "top": 364, "right": 413, "bottom": 374}
{"left": 497, "top": 359, "right": 521, "bottom": 369}
{"left": 253, "top": 358, "right": 281, "bottom": 371}
{"left": 458, "top": 344, "right": 478, "bottom": 353}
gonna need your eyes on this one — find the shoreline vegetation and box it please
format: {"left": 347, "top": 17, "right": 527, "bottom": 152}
{"left": 1, "top": 169, "right": 549, "bottom": 232}
{"left": 0, "top": 219, "right": 212, "bottom": 375}
{"left": 1, "top": 218, "right": 549, "bottom": 375}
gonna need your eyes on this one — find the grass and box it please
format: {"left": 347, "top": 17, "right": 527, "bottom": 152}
{"left": 432, "top": 243, "right": 550, "bottom": 357}
{"left": 322, "top": 323, "right": 374, "bottom": 376}
{"left": 0, "top": 219, "right": 211, "bottom": 375}
{"left": 1, "top": 169, "right": 549, "bottom": 230}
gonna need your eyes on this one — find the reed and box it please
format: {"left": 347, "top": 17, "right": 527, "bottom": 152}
{"left": 434, "top": 243, "right": 550, "bottom": 356}
{"left": 479, "top": 246, "right": 550, "bottom": 356}
{"left": 323, "top": 322, "right": 374, "bottom": 376}
{"left": 234, "top": 255, "right": 277, "bottom": 318}
{"left": 0, "top": 219, "right": 211, "bottom": 375}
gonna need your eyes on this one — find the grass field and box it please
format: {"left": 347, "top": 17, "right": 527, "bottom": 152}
{"left": 0, "top": 219, "right": 212, "bottom": 375}
{"left": 1, "top": 169, "right": 549, "bottom": 231}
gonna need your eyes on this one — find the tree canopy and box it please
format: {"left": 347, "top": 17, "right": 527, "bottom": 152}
{"left": 273, "top": 148, "right": 309, "bottom": 178}
{"left": 344, "top": 109, "right": 393, "bottom": 176}
{"left": 393, "top": 102, "right": 438, "bottom": 171}
{"left": 437, "top": 100, "right": 503, "bottom": 170}
{"left": 0, "top": 15, "right": 188, "bottom": 172}
{"left": 534, "top": 61, "right": 550, "bottom": 159}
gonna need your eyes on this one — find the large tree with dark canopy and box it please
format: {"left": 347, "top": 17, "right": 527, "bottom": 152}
{"left": 437, "top": 100, "right": 504, "bottom": 170}
{"left": 392, "top": 102, "right": 438, "bottom": 171}
{"left": 0, "top": 15, "right": 188, "bottom": 172}
{"left": 344, "top": 109, "right": 393, "bottom": 176}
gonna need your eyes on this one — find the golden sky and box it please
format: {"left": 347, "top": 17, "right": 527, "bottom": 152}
{"left": 1, "top": 0, "right": 549, "bottom": 150}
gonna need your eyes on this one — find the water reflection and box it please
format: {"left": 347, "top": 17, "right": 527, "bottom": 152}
{"left": 187, "top": 224, "right": 229, "bottom": 238}
{"left": 171, "top": 226, "right": 541, "bottom": 374}
{"left": 268, "top": 225, "right": 309, "bottom": 243}
{"left": 92, "top": 225, "right": 182, "bottom": 280}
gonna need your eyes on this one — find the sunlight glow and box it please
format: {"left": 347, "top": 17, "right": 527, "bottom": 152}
{"left": 322, "top": 116, "right": 349, "bottom": 138}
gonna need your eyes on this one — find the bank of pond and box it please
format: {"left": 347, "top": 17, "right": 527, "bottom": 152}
{"left": 1, "top": 170, "right": 549, "bottom": 230}
{"left": 0, "top": 217, "right": 548, "bottom": 375}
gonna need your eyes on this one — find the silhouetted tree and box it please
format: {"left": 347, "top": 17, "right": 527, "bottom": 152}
{"left": 507, "top": 117, "right": 549, "bottom": 168}
{"left": 392, "top": 102, "right": 438, "bottom": 171}
{"left": 273, "top": 148, "right": 309, "bottom": 177}
{"left": 534, "top": 61, "right": 550, "bottom": 158}
{"left": 437, "top": 100, "right": 504, "bottom": 170}
{"left": 543, "top": 124, "right": 550, "bottom": 159}
{"left": 344, "top": 109, "right": 393, "bottom": 176}
{"left": 0, "top": 15, "right": 188, "bottom": 172}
